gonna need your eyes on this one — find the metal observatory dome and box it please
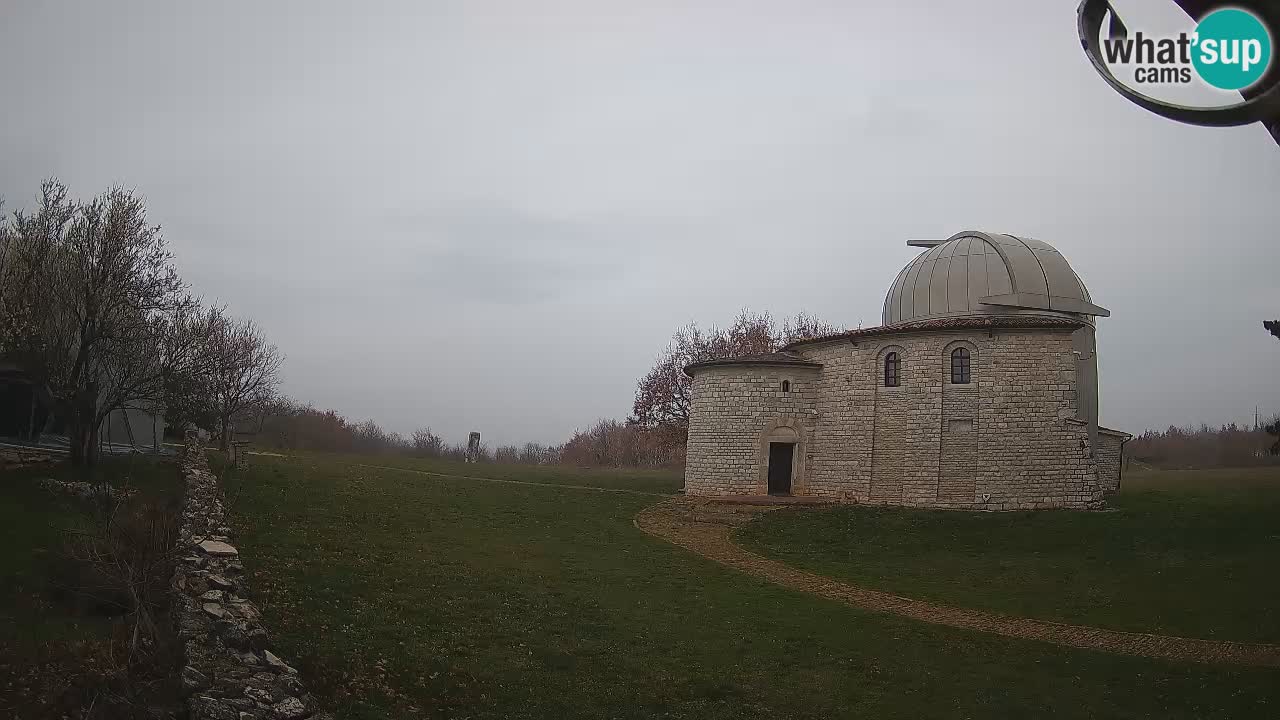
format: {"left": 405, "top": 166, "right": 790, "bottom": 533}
{"left": 882, "top": 231, "right": 1109, "bottom": 327}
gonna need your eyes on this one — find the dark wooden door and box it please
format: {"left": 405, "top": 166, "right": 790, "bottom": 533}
{"left": 767, "top": 442, "right": 794, "bottom": 495}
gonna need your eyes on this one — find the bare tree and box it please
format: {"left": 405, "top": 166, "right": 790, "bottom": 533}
{"left": 781, "top": 311, "right": 842, "bottom": 345}
{"left": 3, "top": 182, "right": 196, "bottom": 466}
{"left": 559, "top": 418, "right": 681, "bottom": 468}
{"left": 207, "top": 310, "right": 283, "bottom": 451}
{"left": 0, "top": 181, "right": 76, "bottom": 363}
{"left": 518, "top": 442, "right": 555, "bottom": 465}
{"left": 630, "top": 309, "right": 841, "bottom": 436}
{"left": 161, "top": 303, "right": 227, "bottom": 432}
{"left": 412, "top": 427, "right": 445, "bottom": 457}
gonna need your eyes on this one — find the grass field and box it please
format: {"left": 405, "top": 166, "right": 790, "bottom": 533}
{"left": 221, "top": 453, "right": 1280, "bottom": 719}
{"left": 342, "top": 452, "right": 682, "bottom": 494}
{"left": 0, "top": 454, "right": 183, "bottom": 717}
{"left": 736, "top": 466, "right": 1280, "bottom": 644}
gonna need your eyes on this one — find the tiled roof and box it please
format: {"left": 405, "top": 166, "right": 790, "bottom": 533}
{"left": 781, "top": 315, "right": 1085, "bottom": 350}
{"left": 684, "top": 351, "right": 822, "bottom": 376}
{"left": 682, "top": 316, "right": 1084, "bottom": 375}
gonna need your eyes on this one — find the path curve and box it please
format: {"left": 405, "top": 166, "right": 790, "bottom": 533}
{"left": 635, "top": 498, "right": 1280, "bottom": 668}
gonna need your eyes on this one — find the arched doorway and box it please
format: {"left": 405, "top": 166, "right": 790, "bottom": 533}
{"left": 767, "top": 442, "right": 794, "bottom": 494}
{"left": 759, "top": 422, "right": 802, "bottom": 496}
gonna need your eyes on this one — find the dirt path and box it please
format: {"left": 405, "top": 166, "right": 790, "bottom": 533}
{"left": 635, "top": 498, "right": 1280, "bottom": 668}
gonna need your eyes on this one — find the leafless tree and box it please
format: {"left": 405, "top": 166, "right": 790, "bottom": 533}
{"left": 412, "top": 427, "right": 445, "bottom": 457}
{"left": 494, "top": 445, "right": 519, "bottom": 463}
{"left": 207, "top": 310, "right": 283, "bottom": 451}
{"left": 2, "top": 181, "right": 198, "bottom": 466}
{"left": 559, "top": 418, "right": 682, "bottom": 468}
{"left": 781, "top": 311, "right": 842, "bottom": 345}
{"left": 162, "top": 304, "right": 224, "bottom": 432}
{"left": 518, "top": 442, "right": 557, "bottom": 465}
{"left": 630, "top": 309, "right": 841, "bottom": 436}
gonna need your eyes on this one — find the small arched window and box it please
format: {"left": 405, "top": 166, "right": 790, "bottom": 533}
{"left": 781, "top": 380, "right": 790, "bottom": 393}
{"left": 884, "top": 352, "right": 900, "bottom": 387}
{"left": 951, "top": 347, "right": 972, "bottom": 384}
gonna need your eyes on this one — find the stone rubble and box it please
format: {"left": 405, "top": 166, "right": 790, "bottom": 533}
{"left": 173, "top": 435, "right": 331, "bottom": 720}
{"left": 0, "top": 446, "right": 58, "bottom": 470}
{"left": 39, "top": 477, "right": 138, "bottom": 501}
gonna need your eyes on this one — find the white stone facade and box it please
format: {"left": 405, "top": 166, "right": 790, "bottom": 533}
{"left": 685, "top": 324, "right": 1123, "bottom": 509}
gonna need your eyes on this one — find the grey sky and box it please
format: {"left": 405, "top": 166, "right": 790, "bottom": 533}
{"left": 3, "top": 0, "right": 1277, "bottom": 446}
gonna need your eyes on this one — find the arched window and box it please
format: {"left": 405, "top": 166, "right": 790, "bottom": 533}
{"left": 781, "top": 380, "right": 790, "bottom": 393}
{"left": 884, "top": 352, "right": 900, "bottom": 387}
{"left": 951, "top": 347, "right": 971, "bottom": 384}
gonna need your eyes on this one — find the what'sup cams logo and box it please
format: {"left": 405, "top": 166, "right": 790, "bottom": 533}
{"left": 1078, "top": 1, "right": 1280, "bottom": 143}
{"left": 1100, "top": 7, "right": 1272, "bottom": 90}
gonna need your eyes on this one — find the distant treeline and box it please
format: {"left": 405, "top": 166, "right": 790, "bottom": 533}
{"left": 249, "top": 400, "right": 682, "bottom": 468}
{"left": 228, "top": 308, "right": 829, "bottom": 469}
{"left": 1126, "top": 422, "right": 1280, "bottom": 469}
{"left": 245, "top": 398, "right": 1280, "bottom": 472}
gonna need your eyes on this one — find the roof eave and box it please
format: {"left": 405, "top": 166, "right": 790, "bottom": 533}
{"left": 781, "top": 316, "right": 1086, "bottom": 352}
{"left": 683, "top": 359, "right": 823, "bottom": 377}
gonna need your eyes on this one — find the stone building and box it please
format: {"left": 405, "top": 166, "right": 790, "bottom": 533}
{"left": 683, "top": 231, "right": 1130, "bottom": 510}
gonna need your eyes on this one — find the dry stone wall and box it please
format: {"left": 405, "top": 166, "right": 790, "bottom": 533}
{"left": 0, "top": 445, "right": 58, "bottom": 470}
{"left": 172, "top": 437, "right": 330, "bottom": 720}
{"left": 685, "top": 328, "right": 1112, "bottom": 510}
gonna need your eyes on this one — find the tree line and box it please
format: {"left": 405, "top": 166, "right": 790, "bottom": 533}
{"left": 2, "top": 180, "right": 836, "bottom": 470}
{"left": 10, "top": 178, "right": 1268, "bottom": 471}
{"left": 248, "top": 310, "right": 843, "bottom": 469}
{"left": 0, "top": 180, "right": 282, "bottom": 466}
{"left": 1127, "top": 422, "right": 1280, "bottom": 469}
{"left": 251, "top": 401, "right": 562, "bottom": 465}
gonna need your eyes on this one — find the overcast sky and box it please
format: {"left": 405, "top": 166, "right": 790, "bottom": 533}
{"left": 3, "top": 0, "right": 1277, "bottom": 446}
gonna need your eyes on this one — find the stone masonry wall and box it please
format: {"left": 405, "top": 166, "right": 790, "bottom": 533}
{"left": 1094, "top": 429, "right": 1127, "bottom": 495}
{"left": 938, "top": 374, "right": 980, "bottom": 504}
{"left": 685, "top": 328, "right": 1109, "bottom": 510}
{"left": 970, "top": 331, "right": 1100, "bottom": 509}
{"left": 172, "top": 437, "right": 330, "bottom": 720}
{"left": 684, "top": 366, "right": 819, "bottom": 496}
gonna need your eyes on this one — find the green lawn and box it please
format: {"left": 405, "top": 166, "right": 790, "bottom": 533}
{"left": 0, "top": 453, "right": 184, "bottom": 716}
{"left": 297, "top": 450, "right": 684, "bottom": 494}
{"left": 736, "top": 467, "right": 1280, "bottom": 644}
{"left": 222, "top": 453, "right": 1280, "bottom": 719}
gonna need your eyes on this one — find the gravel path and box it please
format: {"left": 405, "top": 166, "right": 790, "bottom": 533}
{"left": 635, "top": 498, "right": 1280, "bottom": 668}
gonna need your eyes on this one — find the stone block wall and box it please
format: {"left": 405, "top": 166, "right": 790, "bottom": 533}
{"left": 1095, "top": 428, "right": 1128, "bottom": 495}
{"left": 939, "top": 378, "right": 980, "bottom": 504}
{"left": 685, "top": 327, "right": 1113, "bottom": 510}
{"left": 684, "top": 365, "right": 819, "bottom": 495}
{"left": 969, "top": 330, "right": 1100, "bottom": 510}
